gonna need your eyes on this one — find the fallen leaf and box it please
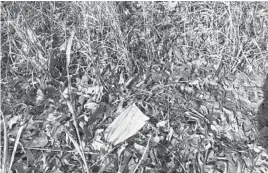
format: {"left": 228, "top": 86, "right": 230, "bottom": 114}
{"left": 84, "top": 85, "right": 103, "bottom": 95}
{"left": 84, "top": 102, "right": 98, "bottom": 111}
{"left": 7, "top": 115, "right": 21, "bottom": 129}
{"left": 26, "top": 136, "right": 48, "bottom": 148}
{"left": 22, "top": 150, "right": 35, "bottom": 165}
{"left": 156, "top": 120, "right": 167, "bottom": 128}
{"left": 47, "top": 112, "right": 61, "bottom": 121}
{"left": 36, "top": 88, "right": 44, "bottom": 103}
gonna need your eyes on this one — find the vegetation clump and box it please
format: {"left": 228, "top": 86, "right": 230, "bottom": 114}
{"left": 1, "top": 2, "right": 268, "bottom": 173}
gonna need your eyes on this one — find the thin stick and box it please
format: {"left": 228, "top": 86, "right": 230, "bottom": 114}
{"left": 1, "top": 111, "right": 8, "bottom": 173}
{"left": 132, "top": 134, "right": 152, "bottom": 173}
{"left": 65, "top": 30, "right": 81, "bottom": 144}
{"left": 8, "top": 124, "right": 26, "bottom": 173}
{"left": 65, "top": 131, "right": 90, "bottom": 173}
{"left": 65, "top": 29, "right": 89, "bottom": 173}
{"left": 1, "top": 145, "right": 99, "bottom": 155}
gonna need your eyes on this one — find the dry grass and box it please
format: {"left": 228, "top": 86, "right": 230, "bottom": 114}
{"left": 1, "top": 1, "right": 268, "bottom": 173}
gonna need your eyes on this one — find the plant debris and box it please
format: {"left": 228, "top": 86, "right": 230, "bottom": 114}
{"left": 1, "top": 2, "right": 268, "bottom": 173}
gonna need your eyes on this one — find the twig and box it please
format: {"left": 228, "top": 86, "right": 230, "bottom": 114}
{"left": 65, "top": 30, "right": 80, "bottom": 141}
{"left": 89, "top": 145, "right": 117, "bottom": 170}
{"left": 65, "top": 29, "right": 90, "bottom": 173}
{"left": 1, "top": 146, "right": 99, "bottom": 155}
{"left": 132, "top": 134, "right": 152, "bottom": 173}
{"left": 65, "top": 131, "right": 90, "bottom": 173}
{"left": 8, "top": 124, "right": 26, "bottom": 173}
{"left": 1, "top": 111, "right": 8, "bottom": 173}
